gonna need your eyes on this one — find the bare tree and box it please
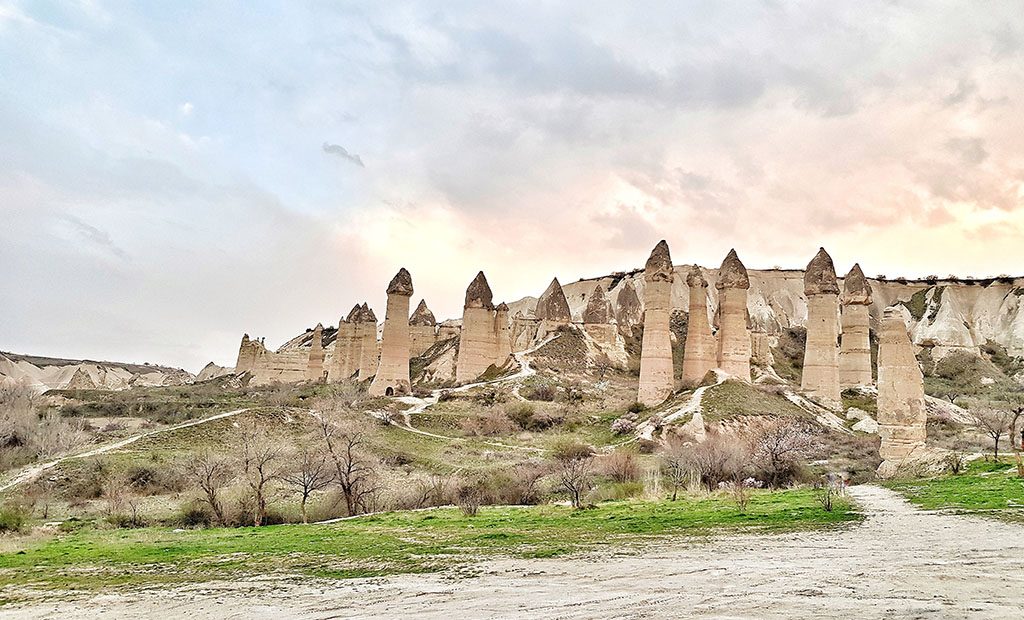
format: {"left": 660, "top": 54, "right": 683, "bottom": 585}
{"left": 552, "top": 442, "right": 594, "bottom": 509}
{"left": 316, "top": 415, "right": 378, "bottom": 517}
{"left": 238, "top": 421, "right": 286, "bottom": 526}
{"left": 282, "top": 440, "right": 332, "bottom": 523}
{"left": 661, "top": 440, "right": 691, "bottom": 501}
{"left": 970, "top": 407, "right": 1015, "bottom": 460}
{"left": 182, "top": 449, "right": 233, "bottom": 526}
{"left": 748, "top": 418, "right": 819, "bottom": 488}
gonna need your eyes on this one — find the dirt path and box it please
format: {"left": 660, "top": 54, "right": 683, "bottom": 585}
{"left": 0, "top": 408, "right": 250, "bottom": 493}
{"left": 8, "top": 485, "right": 1023, "bottom": 619}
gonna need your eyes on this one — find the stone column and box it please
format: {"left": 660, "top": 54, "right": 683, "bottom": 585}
{"left": 681, "top": 265, "right": 717, "bottom": 384}
{"left": 801, "top": 248, "right": 841, "bottom": 408}
{"left": 839, "top": 263, "right": 873, "bottom": 388}
{"left": 715, "top": 249, "right": 752, "bottom": 382}
{"left": 370, "top": 269, "right": 414, "bottom": 396}
{"left": 329, "top": 305, "right": 362, "bottom": 382}
{"left": 494, "top": 302, "right": 512, "bottom": 366}
{"left": 456, "top": 271, "right": 498, "bottom": 384}
{"left": 638, "top": 240, "right": 675, "bottom": 406}
{"left": 409, "top": 299, "right": 438, "bottom": 357}
{"left": 877, "top": 307, "right": 926, "bottom": 467}
{"left": 234, "top": 334, "right": 258, "bottom": 375}
{"left": 306, "top": 323, "right": 326, "bottom": 382}
{"left": 356, "top": 304, "right": 378, "bottom": 380}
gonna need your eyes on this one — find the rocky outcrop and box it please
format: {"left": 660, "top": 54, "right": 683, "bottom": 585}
{"left": 582, "top": 283, "right": 613, "bottom": 324}
{"left": 494, "top": 302, "right": 512, "bottom": 366}
{"left": 356, "top": 304, "right": 379, "bottom": 380}
{"left": 456, "top": 272, "right": 498, "bottom": 383}
{"left": 638, "top": 241, "right": 676, "bottom": 406}
{"left": 877, "top": 307, "right": 927, "bottom": 473}
{"left": 615, "top": 280, "right": 642, "bottom": 332}
{"left": 306, "top": 323, "right": 326, "bottom": 382}
{"left": 235, "top": 334, "right": 259, "bottom": 375}
{"left": 370, "top": 269, "right": 414, "bottom": 396}
{"left": 682, "top": 266, "right": 717, "bottom": 384}
{"left": 409, "top": 299, "right": 438, "bottom": 357}
{"left": 329, "top": 305, "right": 363, "bottom": 381}
{"left": 536, "top": 278, "right": 572, "bottom": 322}
{"left": 583, "top": 283, "right": 619, "bottom": 350}
{"left": 801, "top": 248, "right": 841, "bottom": 408}
{"left": 840, "top": 264, "right": 873, "bottom": 388}
{"left": 715, "top": 249, "right": 752, "bottom": 382}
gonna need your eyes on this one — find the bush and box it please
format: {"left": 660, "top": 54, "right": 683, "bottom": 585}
{"left": 598, "top": 450, "right": 640, "bottom": 483}
{"left": 461, "top": 410, "right": 515, "bottom": 437}
{"left": 456, "top": 480, "right": 484, "bottom": 517}
{"left": 0, "top": 504, "right": 28, "bottom": 534}
{"left": 627, "top": 401, "right": 646, "bottom": 414}
{"left": 174, "top": 502, "right": 214, "bottom": 528}
{"left": 523, "top": 384, "right": 557, "bottom": 402}
{"left": 505, "top": 402, "right": 561, "bottom": 431}
{"left": 610, "top": 417, "right": 636, "bottom": 435}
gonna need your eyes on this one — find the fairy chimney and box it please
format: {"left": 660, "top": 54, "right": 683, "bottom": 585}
{"left": 369, "top": 269, "right": 414, "bottom": 396}
{"left": 456, "top": 271, "right": 498, "bottom": 383}
{"left": 715, "top": 249, "right": 751, "bottom": 382}
{"left": 494, "top": 302, "right": 512, "bottom": 366}
{"left": 536, "top": 278, "right": 572, "bottom": 322}
{"left": 583, "top": 283, "right": 618, "bottom": 347}
{"left": 235, "top": 334, "right": 259, "bottom": 375}
{"left": 409, "top": 299, "right": 438, "bottom": 357}
{"left": 638, "top": 240, "right": 675, "bottom": 406}
{"left": 615, "top": 280, "right": 642, "bottom": 332}
{"left": 356, "top": 303, "right": 379, "bottom": 380}
{"left": 877, "top": 307, "right": 927, "bottom": 473}
{"left": 839, "top": 264, "right": 873, "bottom": 388}
{"left": 306, "top": 323, "right": 326, "bottom": 382}
{"left": 682, "top": 265, "right": 717, "bottom": 384}
{"left": 800, "top": 248, "right": 841, "bottom": 408}
{"left": 329, "top": 304, "right": 363, "bottom": 381}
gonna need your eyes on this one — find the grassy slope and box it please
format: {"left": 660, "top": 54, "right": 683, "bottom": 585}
{"left": 700, "top": 380, "right": 809, "bottom": 422}
{"left": 884, "top": 460, "right": 1024, "bottom": 521}
{"left": 0, "top": 489, "right": 858, "bottom": 593}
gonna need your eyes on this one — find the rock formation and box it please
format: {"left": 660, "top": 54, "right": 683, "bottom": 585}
{"left": 681, "top": 266, "right": 716, "bottom": 384}
{"left": 369, "top": 269, "right": 414, "bottom": 396}
{"left": 306, "top": 323, "right": 326, "bottom": 382}
{"left": 494, "top": 302, "right": 512, "bottom": 365}
{"left": 356, "top": 303, "right": 378, "bottom": 380}
{"left": 840, "top": 263, "right": 873, "bottom": 388}
{"left": 638, "top": 240, "right": 675, "bottom": 406}
{"left": 409, "top": 299, "right": 438, "bottom": 357}
{"left": 877, "top": 307, "right": 927, "bottom": 473}
{"left": 235, "top": 334, "right": 259, "bottom": 375}
{"left": 715, "top": 249, "right": 752, "bottom": 381}
{"left": 456, "top": 271, "right": 498, "bottom": 384}
{"left": 582, "top": 283, "right": 613, "bottom": 324}
{"left": 615, "top": 280, "right": 642, "bottom": 332}
{"left": 800, "top": 248, "right": 841, "bottom": 408}
{"left": 328, "top": 305, "right": 363, "bottom": 381}
{"left": 536, "top": 278, "right": 572, "bottom": 322}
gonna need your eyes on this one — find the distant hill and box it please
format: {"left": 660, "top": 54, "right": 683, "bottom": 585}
{"left": 0, "top": 351, "right": 195, "bottom": 393}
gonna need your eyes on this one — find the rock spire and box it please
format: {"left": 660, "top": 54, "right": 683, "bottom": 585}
{"left": 370, "top": 269, "right": 414, "bottom": 396}
{"left": 800, "top": 248, "right": 841, "bottom": 408}
{"left": 715, "top": 249, "right": 751, "bottom": 381}
{"left": 638, "top": 240, "right": 676, "bottom": 406}
{"left": 457, "top": 272, "right": 499, "bottom": 383}
{"left": 682, "top": 265, "right": 716, "bottom": 384}
{"left": 536, "top": 278, "right": 572, "bottom": 322}
{"left": 876, "top": 307, "right": 927, "bottom": 476}
{"left": 839, "top": 264, "right": 873, "bottom": 387}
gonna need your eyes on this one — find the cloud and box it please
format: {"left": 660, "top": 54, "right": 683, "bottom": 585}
{"left": 178, "top": 102, "right": 194, "bottom": 116}
{"left": 321, "top": 142, "right": 365, "bottom": 167}
{"left": 56, "top": 213, "right": 129, "bottom": 260}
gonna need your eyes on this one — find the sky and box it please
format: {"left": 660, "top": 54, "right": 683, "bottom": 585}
{"left": 2, "top": 1, "right": 1024, "bottom": 372}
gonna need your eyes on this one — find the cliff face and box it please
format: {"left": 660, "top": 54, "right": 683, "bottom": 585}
{"left": 0, "top": 351, "right": 194, "bottom": 393}
{"left": 550, "top": 270, "right": 1024, "bottom": 359}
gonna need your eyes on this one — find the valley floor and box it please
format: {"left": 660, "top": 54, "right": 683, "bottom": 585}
{"left": 4, "top": 485, "right": 1023, "bottom": 619}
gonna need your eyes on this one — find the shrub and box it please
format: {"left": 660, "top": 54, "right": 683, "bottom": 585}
{"left": 610, "top": 417, "right": 636, "bottom": 436}
{"left": 461, "top": 410, "right": 516, "bottom": 437}
{"left": 505, "top": 402, "right": 561, "bottom": 431}
{"left": 174, "top": 502, "right": 214, "bottom": 528}
{"left": 0, "top": 504, "right": 28, "bottom": 534}
{"left": 456, "top": 480, "right": 484, "bottom": 517}
{"left": 627, "top": 401, "right": 646, "bottom": 414}
{"left": 523, "top": 384, "right": 557, "bottom": 402}
{"left": 598, "top": 450, "right": 640, "bottom": 483}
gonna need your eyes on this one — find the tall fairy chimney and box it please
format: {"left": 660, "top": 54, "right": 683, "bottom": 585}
{"left": 715, "top": 249, "right": 752, "bottom": 382}
{"left": 839, "top": 264, "right": 873, "bottom": 388}
{"left": 369, "top": 268, "right": 414, "bottom": 396}
{"left": 637, "top": 240, "right": 675, "bottom": 406}
{"left": 800, "top": 248, "right": 841, "bottom": 408}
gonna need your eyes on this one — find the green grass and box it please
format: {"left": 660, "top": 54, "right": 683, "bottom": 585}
{"left": 700, "top": 380, "right": 808, "bottom": 422}
{"left": 884, "top": 459, "right": 1024, "bottom": 520}
{"left": 0, "top": 489, "right": 858, "bottom": 594}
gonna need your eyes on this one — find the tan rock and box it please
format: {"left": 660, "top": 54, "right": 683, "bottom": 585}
{"left": 877, "top": 307, "right": 927, "bottom": 467}
{"left": 328, "top": 305, "right": 363, "bottom": 382}
{"left": 682, "top": 265, "right": 716, "bottom": 384}
{"left": 306, "top": 323, "right": 326, "bottom": 382}
{"left": 370, "top": 269, "right": 414, "bottom": 396}
{"left": 715, "top": 249, "right": 752, "bottom": 382}
{"left": 409, "top": 299, "right": 438, "bottom": 357}
{"left": 615, "top": 279, "right": 642, "bottom": 331}
{"left": 582, "top": 283, "right": 613, "bottom": 324}
{"left": 801, "top": 248, "right": 841, "bottom": 408}
{"left": 234, "top": 334, "right": 259, "bottom": 375}
{"left": 356, "top": 303, "right": 378, "bottom": 380}
{"left": 536, "top": 278, "right": 572, "bottom": 322}
{"left": 494, "top": 302, "right": 512, "bottom": 365}
{"left": 638, "top": 240, "right": 675, "bottom": 406}
{"left": 456, "top": 272, "right": 498, "bottom": 384}
{"left": 840, "top": 263, "right": 873, "bottom": 388}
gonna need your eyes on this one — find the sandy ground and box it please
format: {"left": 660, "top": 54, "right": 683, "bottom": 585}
{"left": 4, "top": 485, "right": 1023, "bottom": 619}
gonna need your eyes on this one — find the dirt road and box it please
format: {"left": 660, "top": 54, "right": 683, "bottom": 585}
{"left": 5, "top": 485, "right": 1023, "bottom": 619}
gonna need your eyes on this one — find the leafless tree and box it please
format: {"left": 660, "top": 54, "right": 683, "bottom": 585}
{"left": 282, "top": 440, "right": 332, "bottom": 523}
{"left": 182, "top": 449, "right": 234, "bottom": 525}
{"left": 316, "top": 415, "right": 378, "bottom": 517}
{"left": 748, "top": 418, "right": 819, "bottom": 488}
{"left": 684, "top": 432, "right": 749, "bottom": 491}
{"left": 238, "top": 421, "right": 286, "bottom": 526}
{"left": 553, "top": 442, "right": 594, "bottom": 509}
{"left": 661, "top": 440, "right": 691, "bottom": 501}
{"left": 970, "top": 407, "right": 1015, "bottom": 460}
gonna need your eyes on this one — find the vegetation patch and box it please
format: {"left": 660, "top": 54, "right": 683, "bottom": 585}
{"left": 700, "top": 381, "right": 809, "bottom": 422}
{"left": 884, "top": 459, "right": 1024, "bottom": 522}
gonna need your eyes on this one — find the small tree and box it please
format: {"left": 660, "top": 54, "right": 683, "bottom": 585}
{"left": 182, "top": 450, "right": 233, "bottom": 526}
{"left": 553, "top": 442, "right": 594, "bottom": 509}
{"left": 282, "top": 441, "right": 333, "bottom": 523}
{"left": 748, "top": 418, "right": 819, "bottom": 488}
{"left": 238, "top": 421, "right": 286, "bottom": 526}
{"left": 316, "top": 415, "right": 378, "bottom": 517}
{"left": 661, "top": 441, "right": 690, "bottom": 501}
{"left": 971, "top": 407, "right": 1015, "bottom": 460}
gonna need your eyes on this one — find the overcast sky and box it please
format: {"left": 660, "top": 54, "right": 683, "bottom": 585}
{"left": 2, "top": 1, "right": 1024, "bottom": 372}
